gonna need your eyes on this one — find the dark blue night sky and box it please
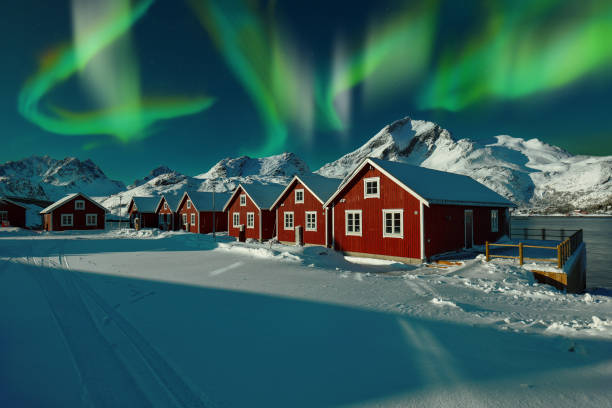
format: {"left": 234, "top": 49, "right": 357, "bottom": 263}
{"left": 2, "top": 0, "right": 612, "bottom": 183}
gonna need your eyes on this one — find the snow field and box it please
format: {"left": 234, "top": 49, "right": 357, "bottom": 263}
{"left": 0, "top": 229, "right": 611, "bottom": 407}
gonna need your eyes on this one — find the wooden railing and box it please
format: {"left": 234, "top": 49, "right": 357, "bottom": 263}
{"left": 486, "top": 229, "right": 583, "bottom": 269}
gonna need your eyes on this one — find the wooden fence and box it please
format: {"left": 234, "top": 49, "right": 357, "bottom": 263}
{"left": 486, "top": 229, "right": 583, "bottom": 269}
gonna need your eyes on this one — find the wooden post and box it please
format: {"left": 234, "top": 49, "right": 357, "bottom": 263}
{"left": 518, "top": 242, "right": 524, "bottom": 266}
{"left": 557, "top": 244, "right": 562, "bottom": 268}
{"left": 486, "top": 241, "right": 490, "bottom": 261}
{"left": 542, "top": 228, "right": 546, "bottom": 240}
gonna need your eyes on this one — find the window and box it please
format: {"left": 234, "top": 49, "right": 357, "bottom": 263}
{"left": 305, "top": 211, "right": 317, "bottom": 231}
{"left": 61, "top": 214, "right": 73, "bottom": 226}
{"left": 345, "top": 210, "right": 362, "bottom": 236}
{"left": 295, "top": 189, "right": 304, "bottom": 204}
{"left": 491, "top": 210, "right": 499, "bottom": 232}
{"left": 0, "top": 211, "right": 7, "bottom": 223}
{"left": 86, "top": 214, "right": 98, "bottom": 226}
{"left": 233, "top": 213, "right": 240, "bottom": 227}
{"left": 364, "top": 177, "right": 380, "bottom": 198}
{"left": 240, "top": 194, "right": 246, "bottom": 206}
{"left": 182, "top": 214, "right": 187, "bottom": 225}
{"left": 191, "top": 213, "right": 196, "bottom": 226}
{"left": 247, "top": 212, "right": 255, "bottom": 228}
{"left": 75, "top": 200, "right": 85, "bottom": 210}
{"left": 159, "top": 214, "right": 164, "bottom": 224}
{"left": 164, "top": 202, "right": 168, "bottom": 210}
{"left": 187, "top": 200, "right": 192, "bottom": 209}
{"left": 166, "top": 213, "right": 171, "bottom": 223}
{"left": 382, "top": 209, "right": 403, "bottom": 238}
{"left": 284, "top": 212, "right": 294, "bottom": 230}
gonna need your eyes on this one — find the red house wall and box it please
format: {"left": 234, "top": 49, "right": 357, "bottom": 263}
{"left": 177, "top": 196, "right": 200, "bottom": 233}
{"left": 156, "top": 197, "right": 179, "bottom": 231}
{"left": 424, "top": 205, "right": 508, "bottom": 257}
{"left": 46, "top": 195, "right": 105, "bottom": 231}
{"left": 227, "top": 187, "right": 261, "bottom": 240}
{"left": 275, "top": 180, "right": 327, "bottom": 246}
{"left": 226, "top": 187, "right": 277, "bottom": 241}
{"left": 128, "top": 205, "right": 158, "bottom": 229}
{"left": 0, "top": 201, "right": 26, "bottom": 228}
{"left": 331, "top": 166, "right": 422, "bottom": 260}
{"left": 199, "top": 211, "right": 228, "bottom": 234}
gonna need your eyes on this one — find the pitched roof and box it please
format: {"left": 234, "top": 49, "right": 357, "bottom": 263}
{"left": 0, "top": 197, "right": 27, "bottom": 209}
{"left": 223, "top": 182, "right": 286, "bottom": 211}
{"left": 40, "top": 193, "right": 107, "bottom": 214}
{"left": 157, "top": 193, "right": 183, "bottom": 212}
{"left": 270, "top": 173, "right": 342, "bottom": 209}
{"left": 183, "top": 191, "right": 231, "bottom": 212}
{"left": 326, "top": 158, "right": 516, "bottom": 207}
{"left": 130, "top": 196, "right": 160, "bottom": 213}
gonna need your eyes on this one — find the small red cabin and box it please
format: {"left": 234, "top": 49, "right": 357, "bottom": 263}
{"left": 176, "top": 191, "right": 229, "bottom": 234}
{"left": 40, "top": 193, "right": 107, "bottom": 231}
{"left": 127, "top": 197, "right": 160, "bottom": 229}
{"left": 223, "top": 183, "right": 285, "bottom": 242}
{"left": 0, "top": 197, "right": 27, "bottom": 228}
{"left": 325, "top": 158, "right": 515, "bottom": 263}
{"left": 155, "top": 194, "right": 182, "bottom": 231}
{"left": 271, "top": 174, "right": 341, "bottom": 247}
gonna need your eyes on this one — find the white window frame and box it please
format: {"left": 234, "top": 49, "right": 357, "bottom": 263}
{"left": 240, "top": 194, "right": 246, "bottom": 206}
{"left": 164, "top": 202, "right": 168, "bottom": 210}
{"left": 491, "top": 210, "right": 499, "bottom": 232}
{"left": 305, "top": 211, "right": 317, "bottom": 231}
{"left": 345, "top": 210, "right": 362, "bottom": 236}
{"left": 187, "top": 200, "right": 192, "bottom": 209}
{"left": 233, "top": 212, "right": 240, "bottom": 227}
{"left": 191, "top": 213, "right": 196, "bottom": 226}
{"left": 246, "top": 212, "right": 255, "bottom": 229}
{"left": 382, "top": 209, "right": 403, "bottom": 238}
{"left": 74, "top": 200, "right": 85, "bottom": 210}
{"left": 85, "top": 213, "right": 98, "bottom": 226}
{"left": 284, "top": 211, "right": 294, "bottom": 230}
{"left": 182, "top": 214, "right": 187, "bottom": 225}
{"left": 364, "top": 177, "right": 380, "bottom": 199}
{"left": 61, "top": 213, "right": 73, "bottom": 226}
{"left": 295, "top": 189, "right": 304, "bottom": 204}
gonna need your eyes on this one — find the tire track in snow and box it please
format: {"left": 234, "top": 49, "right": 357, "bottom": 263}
{"left": 26, "top": 245, "right": 153, "bottom": 408}
{"left": 60, "top": 248, "right": 210, "bottom": 408}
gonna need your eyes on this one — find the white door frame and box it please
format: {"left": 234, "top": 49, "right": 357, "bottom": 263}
{"left": 464, "top": 209, "right": 474, "bottom": 249}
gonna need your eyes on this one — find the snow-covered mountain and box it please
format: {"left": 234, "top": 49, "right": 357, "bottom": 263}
{"left": 0, "top": 155, "right": 125, "bottom": 201}
{"left": 101, "top": 153, "right": 310, "bottom": 215}
{"left": 317, "top": 117, "right": 612, "bottom": 212}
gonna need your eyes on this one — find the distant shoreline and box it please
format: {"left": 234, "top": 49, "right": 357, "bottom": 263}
{"left": 513, "top": 214, "right": 612, "bottom": 219}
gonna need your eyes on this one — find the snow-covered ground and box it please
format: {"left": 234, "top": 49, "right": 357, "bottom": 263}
{"left": 1, "top": 229, "right": 611, "bottom": 407}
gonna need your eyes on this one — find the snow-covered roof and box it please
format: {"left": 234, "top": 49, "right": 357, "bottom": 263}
{"left": 157, "top": 193, "right": 183, "bottom": 212}
{"left": 40, "top": 193, "right": 107, "bottom": 214}
{"left": 129, "top": 196, "right": 160, "bottom": 213}
{"left": 223, "top": 182, "right": 286, "bottom": 211}
{"left": 183, "top": 191, "right": 231, "bottom": 212}
{"left": 270, "top": 173, "right": 342, "bottom": 209}
{"left": 326, "top": 158, "right": 516, "bottom": 208}
{"left": 0, "top": 197, "right": 27, "bottom": 209}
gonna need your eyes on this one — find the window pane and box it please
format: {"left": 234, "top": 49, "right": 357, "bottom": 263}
{"left": 354, "top": 214, "right": 360, "bottom": 232}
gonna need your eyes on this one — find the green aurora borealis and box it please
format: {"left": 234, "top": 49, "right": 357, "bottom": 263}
{"left": 3, "top": 0, "right": 612, "bottom": 181}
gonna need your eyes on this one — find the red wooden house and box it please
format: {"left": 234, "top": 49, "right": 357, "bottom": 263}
{"left": 0, "top": 197, "right": 26, "bottom": 228}
{"left": 176, "top": 191, "right": 230, "bottom": 234}
{"left": 155, "top": 193, "right": 182, "bottom": 231}
{"left": 271, "top": 174, "right": 341, "bottom": 246}
{"left": 324, "top": 158, "right": 516, "bottom": 263}
{"left": 127, "top": 197, "right": 160, "bottom": 229}
{"left": 40, "top": 193, "right": 107, "bottom": 231}
{"left": 223, "top": 183, "right": 285, "bottom": 242}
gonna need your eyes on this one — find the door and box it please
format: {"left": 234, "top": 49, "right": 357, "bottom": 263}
{"left": 464, "top": 210, "right": 473, "bottom": 248}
